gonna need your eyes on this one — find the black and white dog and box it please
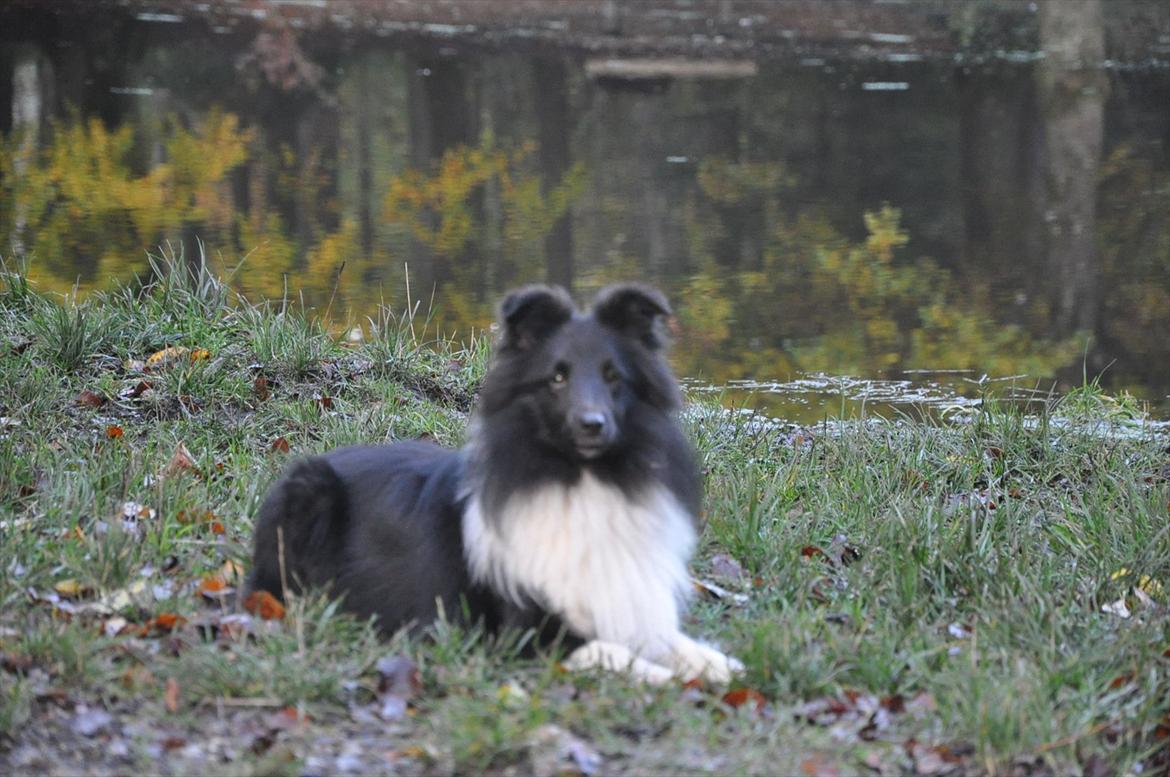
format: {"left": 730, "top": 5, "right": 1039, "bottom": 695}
{"left": 248, "top": 283, "right": 742, "bottom": 683}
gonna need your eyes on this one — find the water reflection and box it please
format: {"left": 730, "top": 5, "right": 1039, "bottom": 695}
{"left": 1, "top": 2, "right": 1168, "bottom": 418}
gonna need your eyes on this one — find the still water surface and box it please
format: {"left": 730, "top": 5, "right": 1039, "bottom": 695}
{"left": 3, "top": 2, "right": 1168, "bottom": 421}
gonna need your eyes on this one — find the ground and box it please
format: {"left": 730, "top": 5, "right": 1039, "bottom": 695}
{"left": 0, "top": 254, "right": 1167, "bottom": 775}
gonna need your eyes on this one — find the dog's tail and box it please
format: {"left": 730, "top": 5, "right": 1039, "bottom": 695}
{"left": 247, "top": 456, "right": 349, "bottom": 602}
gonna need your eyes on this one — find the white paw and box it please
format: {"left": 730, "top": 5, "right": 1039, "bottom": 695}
{"left": 565, "top": 640, "right": 675, "bottom": 686}
{"left": 669, "top": 639, "right": 745, "bottom": 684}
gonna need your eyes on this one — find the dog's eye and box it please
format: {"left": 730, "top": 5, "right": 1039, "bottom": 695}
{"left": 550, "top": 367, "right": 569, "bottom": 387}
{"left": 602, "top": 362, "right": 620, "bottom": 383}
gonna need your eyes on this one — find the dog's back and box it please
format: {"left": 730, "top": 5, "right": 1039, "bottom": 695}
{"left": 249, "top": 441, "right": 493, "bottom": 634}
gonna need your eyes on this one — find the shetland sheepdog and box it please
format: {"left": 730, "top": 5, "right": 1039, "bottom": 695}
{"left": 247, "top": 284, "right": 741, "bottom": 683}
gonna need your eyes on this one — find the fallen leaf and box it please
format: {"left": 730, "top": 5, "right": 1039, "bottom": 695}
{"left": 119, "top": 380, "right": 153, "bottom": 399}
{"left": 801, "top": 545, "right": 826, "bottom": 559}
{"left": 1102, "top": 597, "right": 1131, "bottom": 619}
{"left": 710, "top": 553, "right": 747, "bottom": 581}
{"left": 253, "top": 375, "right": 269, "bottom": 401}
{"left": 271, "top": 436, "right": 290, "bottom": 453}
{"left": 1081, "top": 753, "right": 1113, "bottom": 777}
{"left": 165, "top": 442, "right": 200, "bottom": 477}
{"left": 122, "top": 501, "right": 157, "bottom": 521}
{"left": 800, "top": 755, "right": 840, "bottom": 777}
{"left": 71, "top": 706, "right": 113, "bottom": 737}
{"left": 189, "top": 348, "right": 211, "bottom": 362}
{"left": 164, "top": 677, "right": 180, "bottom": 713}
{"left": 1107, "top": 673, "right": 1134, "bottom": 690}
{"left": 77, "top": 389, "right": 107, "bottom": 408}
{"left": 692, "top": 578, "right": 749, "bottom": 606}
{"left": 376, "top": 655, "right": 421, "bottom": 699}
{"left": 722, "top": 687, "right": 767, "bottom": 714}
{"left": 220, "top": 559, "right": 246, "bottom": 584}
{"left": 315, "top": 395, "right": 333, "bottom": 409}
{"left": 146, "top": 346, "right": 189, "bottom": 369}
{"left": 106, "top": 425, "right": 124, "bottom": 439}
{"left": 120, "top": 665, "right": 155, "bottom": 690}
{"left": 827, "top": 534, "right": 862, "bottom": 565}
{"left": 102, "top": 616, "right": 130, "bottom": 638}
{"left": 54, "top": 579, "right": 89, "bottom": 599}
{"left": 243, "top": 590, "right": 285, "bottom": 620}
{"left": 149, "top": 613, "right": 187, "bottom": 634}
{"left": 528, "top": 724, "right": 603, "bottom": 776}
{"left": 268, "top": 706, "right": 310, "bottom": 730}
{"left": 197, "top": 576, "right": 232, "bottom": 601}
{"left": 1, "top": 653, "right": 34, "bottom": 675}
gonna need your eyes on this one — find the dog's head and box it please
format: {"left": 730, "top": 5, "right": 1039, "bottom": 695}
{"left": 478, "top": 283, "right": 681, "bottom": 461}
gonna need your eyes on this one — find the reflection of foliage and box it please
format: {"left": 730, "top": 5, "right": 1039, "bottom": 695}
{"left": 2, "top": 109, "right": 251, "bottom": 292}
{"left": 1097, "top": 144, "right": 1170, "bottom": 390}
{"left": 383, "top": 140, "right": 587, "bottom": 260}
{"left": 696, "top": 158, "right": 793, "bottom": 205}
{"left": 674, "top": 205, "right": 1082, "bottom": 384}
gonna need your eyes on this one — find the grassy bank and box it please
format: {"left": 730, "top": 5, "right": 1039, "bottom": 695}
{"left": 0, "top": 254, "right": 1167, "bottom": 776}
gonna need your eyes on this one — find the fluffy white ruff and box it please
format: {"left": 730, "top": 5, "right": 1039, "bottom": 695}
{"left": 463, "top": 473, "right": 742, "bottom": 683}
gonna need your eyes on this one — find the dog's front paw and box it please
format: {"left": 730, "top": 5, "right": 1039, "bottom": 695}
{"left": 668, "top": 639, "right": 745, "bottom": 684}
{"left": 565, "top": 640, "right": 675, "bottom": 686}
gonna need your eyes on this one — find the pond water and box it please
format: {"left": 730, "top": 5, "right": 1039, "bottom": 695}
{"left": 2, "top": 1, "right": 1168, "bottom": 422}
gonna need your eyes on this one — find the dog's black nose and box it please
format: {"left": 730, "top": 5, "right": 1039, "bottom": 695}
{"left": 576, "top": 411, "right": 607, "bottom": 437}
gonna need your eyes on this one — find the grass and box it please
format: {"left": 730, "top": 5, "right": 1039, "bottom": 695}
{"left": 0, "top": 252, "right": 1168, "bottom": 775}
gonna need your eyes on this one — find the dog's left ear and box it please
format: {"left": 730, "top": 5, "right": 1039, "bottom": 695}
{"left": 593, "top": 283, "right": 673, "bottom": 350}
{"left": 499, "top": 284, "right": 575, "bottom": 351}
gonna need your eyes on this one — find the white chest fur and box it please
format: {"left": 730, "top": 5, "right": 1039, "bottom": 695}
{"left": 462, "top": 474, "right": 696, "bottom": 656}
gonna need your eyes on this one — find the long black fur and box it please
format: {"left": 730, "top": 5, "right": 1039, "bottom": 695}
{"left": 247, "top": 283, "right": 700, "bottom": 647}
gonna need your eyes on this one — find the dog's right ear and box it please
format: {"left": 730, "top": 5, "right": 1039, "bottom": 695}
{"left": 499, "top": 285, "right": 575, "bottom": 350}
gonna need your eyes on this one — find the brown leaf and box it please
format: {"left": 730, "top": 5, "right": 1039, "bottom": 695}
{"left": 374, "top": 656, "right": 421, "bottom": 721}
{"left": 1, "top": 652, "right": 34, "bottom": 675}
{"left": 376, "top": 655, "right": 421, "bottom": 698}
{"left": 197, "top": 576, "right": 232, "bottom": 601}
{"left": 149, "top": 613, "right": 187, "bottom": 634}
{"left": 164, "top": 677, "right": 180, "bottom": 713}
{"left": 165, "top": 442, "right": 200, "bottom": 477}
{"left": 271, "top": 436, "right": 290, "bottom": 454}
{"left": 120, "top": 665, "right": 155, "bottom": 691}
{"left": 219, "top": 559, "right": 246, "bottom": 585}
{"left": 721, "top": 687, "right": 767, "bottom": 714}
{"left": 106, "top": 425, "right": 124, "bottom": 439}
{"left": 801, "top": 545, "right": 826, "bottom": 560}
{"left": 176, "top": 508, "right": 215, "bottom": 526}
{"left": 268, "top": 706, "right": 310, "bottom": 730}
{"left": 121, "top": 380, "right": 153, "bottom": 399}
{"left": 315, "top": 395, "right": 333, "bottom": 409}
{"left": 243, "top": 590, "right": 285, "bottom": 620}
{"left": 253, "top": 375, "right": 270, "bottom": 401}
{"left": 800, "top": 756, "right": 840, "bottom": 777}
{"left": 827, "top": 535, "right": 862, "bottom": 565}
{"left": 77, "top": 389, "right": 107, "bottom": 408}
{"left": 709, "top": 553, "right": 747, "bottom": 581}
{"left": 189, "top": 348, "right": 211, "bottom": 362}
{"left": 794, "top": 696, "right": 852, "bottom": 725}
